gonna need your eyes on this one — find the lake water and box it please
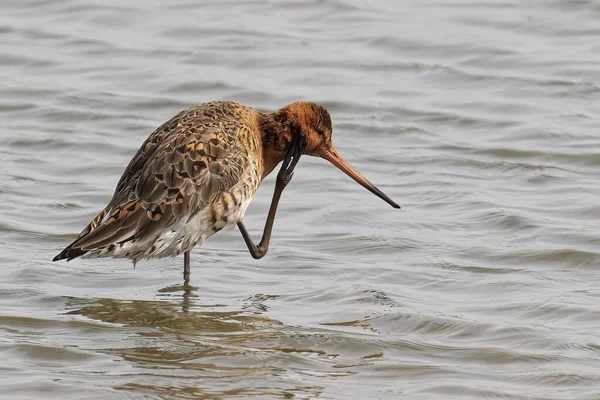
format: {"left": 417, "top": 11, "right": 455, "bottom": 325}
{"left": 1, "top": 1, "right": 600, "bottom": 399}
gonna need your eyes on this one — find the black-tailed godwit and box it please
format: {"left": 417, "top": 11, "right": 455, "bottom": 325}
{"left": 53, "top": 101, "right": 399, "bottom": 285}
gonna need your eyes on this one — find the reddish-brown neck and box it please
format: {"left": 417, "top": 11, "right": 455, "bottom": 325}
{"left": 257, "top": 110, "right": 296, "bottom": 178}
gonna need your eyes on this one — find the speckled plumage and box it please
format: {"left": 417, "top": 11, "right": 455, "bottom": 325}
{"left": 53, "top": 99, "right": 399, "bottom": 281}
{"left": 54, "top": 101, "right": 267, "bottom": 263}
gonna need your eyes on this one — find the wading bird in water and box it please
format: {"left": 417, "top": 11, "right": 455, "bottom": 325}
{"left": 53, "top": 101, "right": 399, "bottom": 286}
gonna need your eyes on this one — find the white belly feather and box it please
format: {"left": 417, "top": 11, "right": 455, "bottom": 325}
{"left": 83, "top": 183, "right": 256, "bottom": 262}
{"left": 82, "top": 142, "right": 263, "bottom": 263}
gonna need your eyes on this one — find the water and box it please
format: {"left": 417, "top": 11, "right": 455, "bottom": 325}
{"left": 1, "top": 0, "right": 600, "bottom": 398}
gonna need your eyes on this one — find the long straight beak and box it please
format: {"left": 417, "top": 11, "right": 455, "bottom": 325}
{"left": 320, "top": 146, "right": 400, "bottom": 209}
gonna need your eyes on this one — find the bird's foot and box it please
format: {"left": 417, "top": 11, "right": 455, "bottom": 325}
{"left": 277, "top": 135, "right": 306, "bottom": 186}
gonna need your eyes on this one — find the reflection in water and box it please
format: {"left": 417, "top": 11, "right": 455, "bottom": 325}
{"left": 3, "top": 0, "right": 600, "bottom": 397}
{"left": 64, "top": 288, "right": 333, "bottom": 399}
{"left": 157, "top": 283, "right": 197, "bottom": 313}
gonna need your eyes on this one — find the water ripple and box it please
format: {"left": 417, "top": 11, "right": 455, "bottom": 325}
{"left": 1, "top": 0, "right": 600, "bottom": 399}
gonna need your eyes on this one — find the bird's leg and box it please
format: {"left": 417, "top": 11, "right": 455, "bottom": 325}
{"left": 237, "top": 136, "right": 305, "bottom": 259}
{"left": 183, "top": 250, "right": 191, "bottom": 286}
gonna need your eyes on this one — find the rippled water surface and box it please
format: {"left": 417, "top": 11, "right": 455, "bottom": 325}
{"left": 2, "top": 1, "right": 600, "bottom": 399}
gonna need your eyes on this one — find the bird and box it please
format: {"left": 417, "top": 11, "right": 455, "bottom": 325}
{"left": 53, "top": 101, "right": 400, "bottom": 286}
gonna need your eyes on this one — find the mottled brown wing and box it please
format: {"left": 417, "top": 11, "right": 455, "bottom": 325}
{"left": 53, "top": 108, "right": 249, "bottom": 260}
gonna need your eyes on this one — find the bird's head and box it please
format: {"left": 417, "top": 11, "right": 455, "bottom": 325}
{"left": 274, "top": 101, "right": 400, "bottom": 209}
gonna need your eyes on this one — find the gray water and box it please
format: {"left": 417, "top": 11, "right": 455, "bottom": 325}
{"left": 1, "top": 1, "right": 600, "bottom": 399}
